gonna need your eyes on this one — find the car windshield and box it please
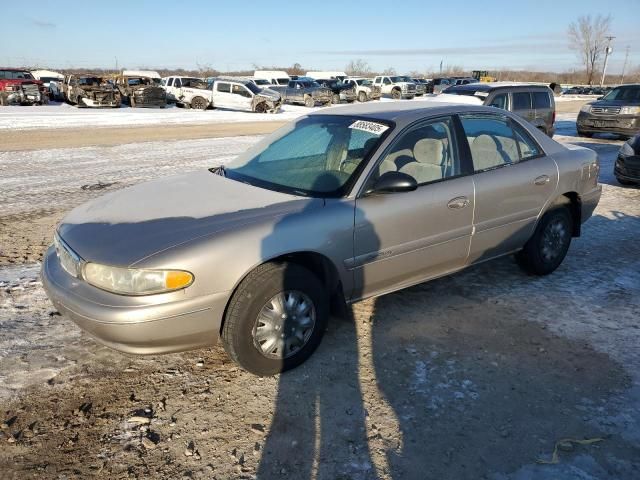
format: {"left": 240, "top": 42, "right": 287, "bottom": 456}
{"left": 224, "top": 115, "right": 392, "bottom": 197}
{"left": 245, "top": 82, "right": 261, "bottom": 94}
{"left": 601, "top": 86, "right": 640, "bottom": 104}
{"left": 78, "top": 77, "right": 103, "bottom": 85}
{"left": 276, "top": 78, "right": 289, "bottom": 85}
{"left": 0, "top": 70, "right": 34, "bottom": 80}
{"left": 390, "top": 76, "right": 412, "bottom": 82}
{"left": 254, "top": 79, "right": 270, "bottom": 85}
{"left": 356, "top": 79, "right": 372, "bottom": 86}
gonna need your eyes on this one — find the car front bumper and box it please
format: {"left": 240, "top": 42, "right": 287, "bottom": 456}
{"left": 41, "top": 246, "right": 230, "bottom": 355}
{"left": 614, "top": 154, "right": 640, "bottom": 183}
{"left": 577, "top": 112, "right": 640, "bottom": 136}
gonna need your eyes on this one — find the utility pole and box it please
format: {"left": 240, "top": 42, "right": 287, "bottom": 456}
{"left": 115, "top": 56, "right": 118, "bottom": 73}
{"left": 600, "top": 36, "right": 615, "bottom": 87}
{"left": 621, "top": 46, "right": 630, "bottom": 84}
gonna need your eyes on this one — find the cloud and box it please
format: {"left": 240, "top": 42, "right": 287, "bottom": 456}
{"left": 31, "top": 19, "right": 56, "bottom": 29}
{"left": 312, "top": 41, "right": 570, "bottom": 57}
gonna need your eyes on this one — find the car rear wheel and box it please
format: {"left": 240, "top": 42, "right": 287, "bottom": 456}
{"left": 304, "top": 95, "right": 315, "bottom": 108}
{"left": 331, "top": 93, "right": 340, "bottom": 104}
{"left": 516, "top": 207, "right": 572, "bottom": 276}
{"left": 221, "top": 262, "right": 328, "bottom": 376}
{"left": 191, "top": 96, "right": 207, "bottom": 110}
{"left": 358, "top": 92, "right": 367, "bottom": 102}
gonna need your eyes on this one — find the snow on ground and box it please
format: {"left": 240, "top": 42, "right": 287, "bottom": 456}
{"left": 0, "top": 102, "right": 311, "bottom": 130}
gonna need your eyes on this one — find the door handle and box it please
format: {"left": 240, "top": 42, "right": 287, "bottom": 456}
{"left": 534, "top": 175, "right": 550, "bottom": 186}
{"left": 447, "top": 196, "right": 469, "bottom": 209}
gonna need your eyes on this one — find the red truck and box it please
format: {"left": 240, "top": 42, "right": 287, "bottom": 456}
{"left": 0, "top": 68, "right": 46, "bottom": 106}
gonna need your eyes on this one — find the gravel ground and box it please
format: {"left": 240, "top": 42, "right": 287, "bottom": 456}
{"left": 0, "top": 112, "right": 639, "bottom": 479}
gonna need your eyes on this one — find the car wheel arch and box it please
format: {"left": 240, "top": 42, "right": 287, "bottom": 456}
{"left": 547, "top": 192, "right": 582, "bottom": 237}
{"left": 219, "top": 251, "right": 344, "bottom": 335}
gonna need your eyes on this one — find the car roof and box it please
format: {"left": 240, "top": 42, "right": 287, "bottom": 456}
{"left": 311, "top": 101, "right": 497, "bottom": 125}
{"left": 447, "top": 82, "right": 551, "bottom": 92}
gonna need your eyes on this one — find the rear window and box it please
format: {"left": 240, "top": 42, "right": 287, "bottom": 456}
{"left": 0, "top": 70, "right": 34, "bottom": 80}
{"left": 533, "top": 91, "right": 551, "bottom": 109}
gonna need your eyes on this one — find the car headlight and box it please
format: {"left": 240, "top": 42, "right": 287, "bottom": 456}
{"left": 83, "top": 263, "right": 194, "bottom": 295}
{"left": 620, "top": 106, "right": 640, "bottom": 115}
{"left": 620, "top": 142, "right": 635, "bottom": 156}
{"left": 580, "top": 104, "right": 591, "bottom": 113}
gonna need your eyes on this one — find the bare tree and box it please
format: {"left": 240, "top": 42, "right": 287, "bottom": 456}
{"left": 345, "top": 59, "right": 372, "bottom": 76}
{"left": 568, "top": 14, "right": 612, "bottom": 85}
{"left": 287, "top": 63, "right": 305, "bottom": 75}
{"left": 382, "top": 67, "right": 397, "bottom": 76}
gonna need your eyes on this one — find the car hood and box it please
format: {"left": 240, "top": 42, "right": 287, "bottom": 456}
{"left": 590, "top": 99, "right": 640, "bottom": 107}
{"left": 58, "top": 171, "right": 318, "bottom": 266}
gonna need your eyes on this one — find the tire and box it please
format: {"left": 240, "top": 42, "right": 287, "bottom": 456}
{"left": 221, "top": 262, "right": 328, "bottom": 376}
{"left": 347, "top": 99, "right": 356, "bottom": 103}
{"left": 304, "top": 95, "right": 314, "bottom": 108}
{"left": 358, "top": 91, "right": 367, "bottom": 103}
{"left": 331, "top": 93, "right": 340, "bottom": 104}
{"left": 616, "top": 177, "right": 636, "bottom": 186}
{"left": 392, "top": 89, "right": 401, "bottom": 100}
{"left": 191, "top": 96, "right": 207, "bottom": 110}
{"left": 577, "top": 130, "right": 592, "bottom": 138}
{"left": 515, "top": 207, "right": 572, "bottom": 276}
{"left": 254, "top": 102, "right": 267, "bottom": 113}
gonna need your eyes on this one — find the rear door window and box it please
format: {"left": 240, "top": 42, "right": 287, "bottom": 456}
{"left": 174, "top": 78, "right": 182, "bottom": 88}
{"left": 512, "top": 92, "right": 532, "bottom": 110}
{"left": 217, "top": 82, "right": 231, "bottom": 93}
{"left": 460, "top": 114, "right": 521, "bottom": 171}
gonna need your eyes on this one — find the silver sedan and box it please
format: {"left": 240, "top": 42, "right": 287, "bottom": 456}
{"left": 42, "top": 102, "right": 602, "bottom": 375}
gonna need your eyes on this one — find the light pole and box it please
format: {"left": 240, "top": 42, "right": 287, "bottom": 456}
{"left": 600, "top": 36, "right": 615, "bottom": 87}
{"left": 621, "top": 46, "right": 630, "bottom": 84}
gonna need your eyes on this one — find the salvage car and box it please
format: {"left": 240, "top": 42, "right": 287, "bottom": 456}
{"left": 162, "top": 76, "right": 204, "bottom": 103}
{"left": 269, "top": 79, "right": 332, "bottom": 107}
{"left": 177, "top": 77, "right": 281, "bottom": 113}
{"left": 614, "top": 134, "right": 640, "bottom": 185}
{"left": 62, "top": 75, "right": 121, "bottom": 108}
{"left": 42, "top": 102, "right": 601, "bottom": 376}
{"left": 343, "top": 77, "right": 382, "bottom": 102}
{"left": 115, "top": 70, "right": 166, "bottom": 108}
{"left": 0, "top": 68, "right": 45, "bottom": 106}
{"left": 313, "top": 78, "right": 357, "bottom": 104}
{"left": 442, "top": 83, "right": 556, "bottom": 136}
{"left": 31, "top": 69, "right": 65, "bottom": 101}
{"left": 373, "top": 75, "right": 416, "bottom": 99}
{"left": 577, "top": 84, "right": 640, "bottom": 138}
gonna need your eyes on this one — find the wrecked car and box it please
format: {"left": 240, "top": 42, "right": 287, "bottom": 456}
{"left": 269, "top": 79, "right": 332, "bottom": 107}
{"left": 162, "top": 76, "right": 206, "bottom": 103}
{"left": 0, "top": 68, "right": 45, "bottom": 106}
{"left": 62, "top": 75, "right": 121, "bottom": 108}
{"left": 115, "top": 70, "right": 166, "bottom": 108}
{"left": 177, "top": 77, "right": 281, "bottom": 113}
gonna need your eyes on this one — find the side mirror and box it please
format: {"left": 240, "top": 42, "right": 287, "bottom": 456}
{"left": 367, "top": 171, "right": 418, "bottom": 195}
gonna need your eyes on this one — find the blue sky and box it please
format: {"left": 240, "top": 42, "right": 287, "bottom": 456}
{"left": 2, "top": 0, "right": 638, "bottom": 74}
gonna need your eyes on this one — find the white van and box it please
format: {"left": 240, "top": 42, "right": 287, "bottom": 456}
{"left": 254, "top": 70, "right": 290, "bottom": 86}
{"left": 306, "top": 71, "right": 348, "bottom": 81}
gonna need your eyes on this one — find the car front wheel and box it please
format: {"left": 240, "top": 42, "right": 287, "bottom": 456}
{"left": 516, "top": 207, "right": 572, "bottom": 275}
{"left": 221, "top": 262, "right": 328, "bottom": 376}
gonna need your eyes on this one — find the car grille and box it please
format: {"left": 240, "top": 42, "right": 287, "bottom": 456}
{"left": 22, "top": 83, "right": 39, "bottom": 94}
{"left": 591, "top": 106, "right": 621, "bottom": 115}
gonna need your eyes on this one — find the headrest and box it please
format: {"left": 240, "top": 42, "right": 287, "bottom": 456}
{"left": 413, "top": 138, "right": 444, "bottom": 165}
{"left": 472, "top": 134, "right": 500, "bottom": 150}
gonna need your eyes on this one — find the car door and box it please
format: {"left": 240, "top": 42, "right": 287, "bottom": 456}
{"left": 352, "top": 116, "right": 475, "bottom": 300}
{"left": 532, "top": 90, "right": 554, "bottom": 133}
{"left": 511, "top": 91, "right": 535, "bottom": 124}
{"left": 231, "top": 84, "right": 253, "bottom": 111}
{"left": 212, "top": 81, "right": 234, "bottom": 108}
{"left": 459, "top": 113, "right": 558, "bottom": 263}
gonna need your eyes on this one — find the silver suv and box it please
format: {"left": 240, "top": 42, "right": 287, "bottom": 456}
{"left": 443, "top": 83, "right": 556, "bottom": 137}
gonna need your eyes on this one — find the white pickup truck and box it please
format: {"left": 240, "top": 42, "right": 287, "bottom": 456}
{"left": 176, "top": 78, "right": 282, "bottom": 113}
{"left": 343, "top": 77, "right": 382, "bottom": 102}
{"left": 372, "top": 75, "right": 417, "bottom": 100}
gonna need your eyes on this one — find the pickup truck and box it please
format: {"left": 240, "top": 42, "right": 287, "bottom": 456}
{"left": 269, "top": 79, "right": 332, "bottom": 107}
{"left": 162, "top": 76, "right": 205, "bottom": 103}
{"left": 0, "top": 68, "right": 45, "bottom": 106}
{"left": 177, "top": 77, "right": 282, "bottom": 113}
{"left": 114, "top": 70, "right": 166, "bottom": 108}
{"left": 62, "top": 75, "right": 121, "bottom": 108}
{"left": 343, "top": 77, "right": 382, "bottom": 102}
{"left": 313, "top": 78, "right": 357, "bottom": 104}
{"left": 372, "top": 75, "right": 417, "bottom": 100}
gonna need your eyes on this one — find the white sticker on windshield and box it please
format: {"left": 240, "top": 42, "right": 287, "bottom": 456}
{"left": 349, "top": 120, "right": 389, "bottom": 135}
